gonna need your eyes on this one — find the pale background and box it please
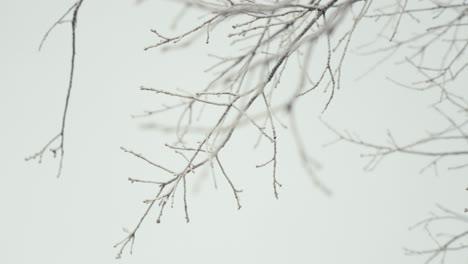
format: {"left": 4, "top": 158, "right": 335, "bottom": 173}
{"left": 1, "top": 1, "right": 466, "bottom": 263}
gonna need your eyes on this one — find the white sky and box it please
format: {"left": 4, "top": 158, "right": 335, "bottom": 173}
{"left": 1, "top": 1, "right": 466, "bottom": 263}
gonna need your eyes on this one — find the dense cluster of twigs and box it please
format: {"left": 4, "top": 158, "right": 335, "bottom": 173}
{"left": 115, "top": 0, "right": 376, "bottom": 258}
{"left": 28, "top": 0, "right": 467, "bottom": 261}
{"left": 323, "top": 1, "right": 468, "bottom": 262}
{"left": 326, "top": 0, "right": 468, "bottom": 174}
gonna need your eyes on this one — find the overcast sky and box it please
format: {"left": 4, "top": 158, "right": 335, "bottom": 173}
{"left": 1, "top": 1, "right": 466, "bottom": 264}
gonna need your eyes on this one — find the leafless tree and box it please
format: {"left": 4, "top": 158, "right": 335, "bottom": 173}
{"left": 322, "top": 1, "right": 468, "bottom": 262}
{"left": 325, "top": 1, "right": 468, "bottom": 175}
{"left": 27, "top": 0, "right": 467, "bottom": 261}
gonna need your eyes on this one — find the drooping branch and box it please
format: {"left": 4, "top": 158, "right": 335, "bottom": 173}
{"left": 116, "top": 0, "right": 372, "bottom": 258}
{"left": 26, "top": 0, "right": 85, "bottom": 178}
